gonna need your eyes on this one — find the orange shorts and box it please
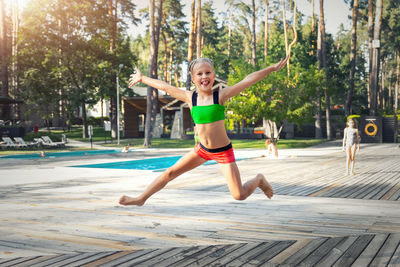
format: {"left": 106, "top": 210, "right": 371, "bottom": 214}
{"left": 194, "top": 143, "right": 235, "bottom": 164}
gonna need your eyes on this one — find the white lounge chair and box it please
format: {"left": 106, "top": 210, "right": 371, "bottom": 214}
{"left": 1, "top": 137, "right": 26, "bottom": 149}
{"left": 41, "top": 136, "right": 65, "bottom": 147}
{"left": 14, "top": 137, "right": 38, "bottom": 148}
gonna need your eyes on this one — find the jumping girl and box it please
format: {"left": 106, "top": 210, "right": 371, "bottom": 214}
{"left": 119, "top": 56, "right": 289, "bottom": 206}
{"left": 342, "top": 118, "right": 360, "bottom": 175}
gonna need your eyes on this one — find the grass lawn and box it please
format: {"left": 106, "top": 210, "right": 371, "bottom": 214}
{"left": 0, "top": 147, "right": 94, "bottom": 156}
{"left": 53, "top": 126, "right": 327, "bottom": 149}
{"left": 99, "top": 137, "right": 327, "bottom": 149}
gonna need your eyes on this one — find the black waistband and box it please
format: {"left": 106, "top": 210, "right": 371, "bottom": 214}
{"left": 200, "top": 142, "right": 232, "bottom": 153}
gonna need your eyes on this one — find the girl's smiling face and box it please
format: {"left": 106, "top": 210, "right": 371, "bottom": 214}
{"left": 191, "top": 61, "right": 215, "bottom": 93}
{"left": 349, "top": 119, "right": 355, "bottom": 128}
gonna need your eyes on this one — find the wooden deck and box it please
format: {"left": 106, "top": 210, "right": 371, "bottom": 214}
{"left": 0, "top": 141, "right": 399, "bottom": 266}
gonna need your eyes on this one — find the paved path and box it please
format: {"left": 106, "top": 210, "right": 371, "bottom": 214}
{"left": 0, "top": 141, "right": 399, "bottom": 266}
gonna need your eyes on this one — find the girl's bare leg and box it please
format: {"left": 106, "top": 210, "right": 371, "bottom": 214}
{"left": 119, "top": 151, "right": 206, "bottom": 206}
{"left": 346, "top": 146, "right": 352, "bottom": 175}
{"left": 351, "top": 145, "right": 357, "bottom": 175}
{"left": 219, "top": 162, "right": 273, "bottom": 200}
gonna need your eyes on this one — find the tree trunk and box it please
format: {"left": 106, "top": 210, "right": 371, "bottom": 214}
{"left": 395, "top": 52, "right": 399, "bottom": 114}
{"left": 319, "top": 0, "right": 332, "bottom": 140}
{"left": 287, "top": 1, "right": 297, "bottom": 75}
{"left": 311, "top": 0, "right": 315, "bottom": 56}
{"left": 345, "top": 0, "right": 358, "bottom": 117}
{"left": 369, "top": 0, "right": 383, "bottom": 116}
{"left": 251, "top": 0, "right": 256, "bottom": 66}
{"left": 144, "top": 0, "right": 156, "bottom": 147}
{"left": 108, "top": 0, "right": 118, "bottom": 139}
{"left": 0, "top": 0, "right": 10, "bottom": 119}
{"left": 169, "top": 48, "right": 173, "bottom": 84}
{"left": 367, "top": 0, "right": 373, "bottom": 109}
{"left": 186, "top": 0, "right": 196, "bottom": 90}
{"left": 162, "top": 31, "right": 168, "bottom": 81}
{"left": 380, "top": 59, "right": 384, "bottom": 109}
{"left": 151, "top": 0, "right": 162, "bottom": 122}
{"left": 144, "top": 0, "right": 163, "bottom": 147}
{"left": 11, "top": 0, "right": 19, "bottom": 119}
{"left": 81, "top": 102, "right": 88, "bottom": 138}
{"left": 315, "top": 95, "right": 322, "bottom": 138}
{"left": 281, "top": 0, "right": 289, "bottom": 72}
{"left": 264, "top": 0, "right": 269, "bottom": 60}
{"left": 228, "top": 10, "right": 232, "bottom": 58}
{"left": 315, "top": 3, "right": 322, "bottom": 139}
{"left": 196, "top": 0, "right": 201, "bottom": 58}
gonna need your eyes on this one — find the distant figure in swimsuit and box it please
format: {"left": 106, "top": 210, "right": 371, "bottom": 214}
{"left": 342, "top": 118, "right": 360, "bottom": 175}
{"left": 265, "top": 139, "right": 278, "bottom": 158}
{"left": 121, "top": 144, "right": 131, "bottom": 153}
{"left": 119, "top": 55, "right": 289, "bottom": 206}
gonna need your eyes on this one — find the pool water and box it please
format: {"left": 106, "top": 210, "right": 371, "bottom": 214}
{"left": 1, "top": 149, "right": 121, "bottom": 159}
{"left": 71, "top": 156, "right": 216, "bottom": 171}
{"left": 71, "top": 156, "right": 249, "bottom": 171}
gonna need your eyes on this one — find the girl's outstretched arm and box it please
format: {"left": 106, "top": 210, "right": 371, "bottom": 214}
{"left": 220, "top": 55, "right": 289, "bottom": 103}
{"left": 129, "top": 67, "right": 190, "bottom": 104}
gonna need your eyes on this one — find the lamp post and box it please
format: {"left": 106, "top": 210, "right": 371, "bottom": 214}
{"left": 117, "top": 64, "right": 123, "bottom": 145}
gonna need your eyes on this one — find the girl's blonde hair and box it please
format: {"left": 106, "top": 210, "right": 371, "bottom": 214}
{"left": 189, "top": 58, "right": 214, "bottom": 73}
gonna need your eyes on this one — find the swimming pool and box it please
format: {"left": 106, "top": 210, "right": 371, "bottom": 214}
{"left": 0, "top": 149, "right": 121, "bottom": 159}
{"left": 71, "top": 156, "right": 249, "bottom": 171}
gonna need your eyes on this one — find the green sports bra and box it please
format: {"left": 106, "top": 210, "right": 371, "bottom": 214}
{"left": 190, "top": 90, "right": 225, "bottom": 124}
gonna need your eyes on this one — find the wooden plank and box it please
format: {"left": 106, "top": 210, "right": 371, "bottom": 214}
{"left": 140, "top": 245, "right": 208, "bottom": 266}
{"left": 351, "top": 233, "right": 389, "bottom": 266}
{"left": 45, "top": 252, "right": 111, "bottom": 267}
{"left": 58, "top": 251, "right": 119, "bottom": 267}
{"left": 269, "top": 239, "right": 312, "bottom": 264}
{"left": 81, "top": 250, "right": 143, "bottom": 267}
{"left": 226, "top": 241, "right": 277, "bottom": 266}
{"left": 254, "top": 240, "right": 296, "bottom": 265}
{"left": 170, "top": 245, "right": 244, "bottom": 267}
{"left": 381, "top": 182, "right": 400, "bottom": 200}
{"left": 362, "top": 174, "right": 397, "bottom": 200}
{"left": 201, "top": 242, "right": 262, "bottom": 266}
{"left": 389, "top": 183, "right": 400, "bottom": 201}
{"left": 131, "top": 247, "right": 194, "bottom": 267}
{"left": 387, "top": 239, "right": 400, "bottom": 267}
{"left": 299, "top": 236, "right": 345, "bottom": 266}
{"left": 12, "top": 256, "right": 59, "bottom": 267}
{"left": 315, "top": 235, "right": 359, "bottom": 266}
{"left": 368, "top": 233, "right": 400, "bottom": 267}
{"left": 115, "top": 248, "right": 180, "bottom": 267}
{"left": 332, "top": 234, "right": 374, "bottom": 267}
{"left": 27, "top": 253, "right": 80, "bottom": 267}
{"left": 308, "top": 183, "right": 341, "bottom": 197}
{"left": 0, "top": 257, "right": 32, "bottom": 267}
{"left": 281, "top": 238, "right": 328, "bottom": 266}
{"left": 180, "top": 243, "right": 242, "bottom": 267}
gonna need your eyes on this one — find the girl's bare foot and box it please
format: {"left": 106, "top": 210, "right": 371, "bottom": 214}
{"left": 258, "top": 174, "right": 274, "bottom": 199}
{"left": 119, "top": 195, "right": 145, "bottom": 206}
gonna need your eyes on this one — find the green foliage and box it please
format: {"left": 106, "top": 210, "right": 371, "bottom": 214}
{"left": 17, "top": 0, "right": 139, "bottom": 125}
{"left": 86, "top": 117, "right": 110, "bottom": 127}
{"left": 24, "top": 132, "right": 62, "bottom": 142}
{"left": 226, "top": 59, "right": 322, "bottom": 127}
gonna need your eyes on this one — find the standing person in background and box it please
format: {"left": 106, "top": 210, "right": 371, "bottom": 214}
{"left": 342, "top": 118, "right": 360, "bottom": 175}
{"left": 265, "top": 138, "right": 279, "bottom": 158}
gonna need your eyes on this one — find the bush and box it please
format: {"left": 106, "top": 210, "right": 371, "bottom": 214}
{"left": 86, "top": 116, "right": 109, "bottom": 127}
{"left": 24, "top": 131, "right": 62, "bottom": 142}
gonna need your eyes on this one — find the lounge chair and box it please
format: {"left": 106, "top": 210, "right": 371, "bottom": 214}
{"left": 14, "top": 137, "right": 38, "bottom": 148}
{"left": 41, "top": 136, "right": 65, "bottom": 147}
{"left": 1, "top": 137, "right": 26, "bottom": 149}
